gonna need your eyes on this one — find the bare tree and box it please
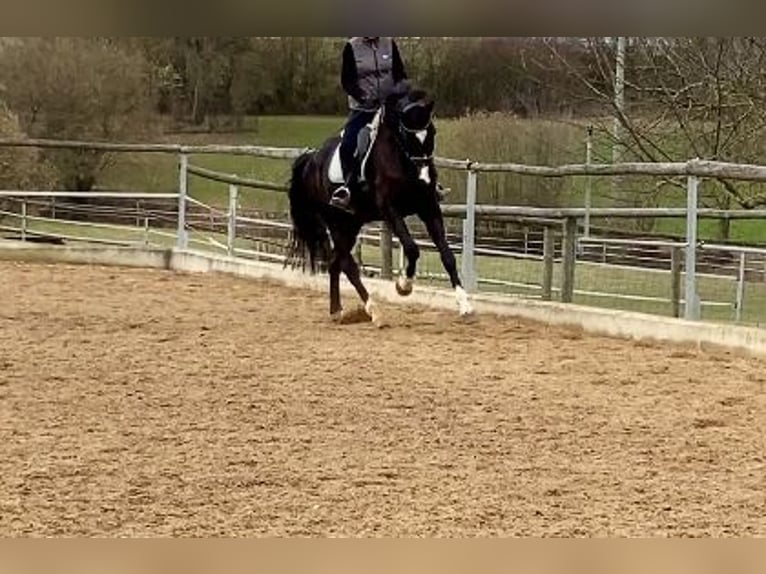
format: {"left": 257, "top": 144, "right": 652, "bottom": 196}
{"left": 548, "top": 37, "right": 766, "bottom": 238}
{"left": 0, "top": 37, "right": 156, "bottom": 191}
{"left": 0, "top": 103, "right": 56, "bottom": 224}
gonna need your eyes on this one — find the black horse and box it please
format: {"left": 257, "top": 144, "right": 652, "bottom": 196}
{"left": 286, "top": 86, "right": 473, "bottom": 325}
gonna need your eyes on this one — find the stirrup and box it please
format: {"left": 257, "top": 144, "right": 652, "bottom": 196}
{"left": 332, "top": 185, "right": 351, "bottom": 201}
{"left": 330, "top": 185, "right": 353, "bottom": 213}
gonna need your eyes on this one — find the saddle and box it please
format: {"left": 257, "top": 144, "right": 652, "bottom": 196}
{"left": 328, "top": 108, "right": 382, "bottom": 185}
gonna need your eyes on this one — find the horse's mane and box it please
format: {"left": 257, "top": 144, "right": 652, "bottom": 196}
{"left": 386, "top": 86, "right": 434, "bottom": 132}
{"left": 386, "top": 87, "right": 431, "bottom": 109}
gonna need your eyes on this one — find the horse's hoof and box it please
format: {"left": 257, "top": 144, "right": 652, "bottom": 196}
{"left": 455, "top": 286, "right": 474, "bottom": 318}
{"left": 365, "top": 298, "right": 387, "bottom": 328}
{"left": 459, "top": 303, "right": 476, "bottom": 317}
{"left": 340, "top": 305, "right": 372, "bottom": 325}
{"left": 395, "top": 276, "right": 413, "bottom": 297}
{"left": 459, "top": 309, "right": 478, "bottom": 323}
{"left": 330, "top": 310, "right": 343, "bottom": 323}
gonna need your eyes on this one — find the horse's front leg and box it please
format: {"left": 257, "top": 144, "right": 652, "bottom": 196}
{"left": 383, "top": 209, "right": 420, "bottom": 296}
{"left": 421, "top": 208, "right": 474, "bottom": 316}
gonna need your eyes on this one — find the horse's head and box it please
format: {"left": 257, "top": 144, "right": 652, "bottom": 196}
{"left": 384, "top": 83, "right": 437, "bottom": 187}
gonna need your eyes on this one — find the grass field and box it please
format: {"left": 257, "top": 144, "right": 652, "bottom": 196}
{"left": 99, "top": 116, "right": 344, "bottom": 210}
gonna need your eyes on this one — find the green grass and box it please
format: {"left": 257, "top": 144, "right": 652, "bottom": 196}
{"left": 99, "top": 115, "right": 346, "bottom": 212}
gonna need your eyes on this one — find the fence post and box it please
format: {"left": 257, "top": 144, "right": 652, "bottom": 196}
{"left": 354, "top": 235, "right": 364, "bottom": 270}
{"left": 523, "top": 226, "right": 529, "bottom": 255}
{"left": 461, "top": 167, "right": 478, "bottom": 292}
{"left": 561, "top": 216, "right": 577, "bottom": 303}
{"left": 143, "top": 216, "right": 150, "bottom": 246}
{"left": 584, "top": 124, "right": 593, "bottom": 237}
{"left": 541, "top": 225, "right": 555, "bottom": 301}
{"left": 227, "top": 184, "right": 238, "bottom": 257}
{"left": 176, "top": 153, "right": 189, "bottom": 250}
{"left": 735, "top": 251, "right": 746, "bottom": 322}
{"left": 380, "top": 223, "right": 393, "bottom": 280}
{"left": 20, "top": 199, "right": 27, "bottom": 241}
{"left": 398, "top": 237, "right": 405, "bottom": 276}
{"left": 670, "top": 245, "right": 682, "bottom": 318}
{"left": 684, "top": 174, "right": 700, "bottom": 320}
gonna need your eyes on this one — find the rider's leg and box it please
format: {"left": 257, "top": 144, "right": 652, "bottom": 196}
{"left": 331, "top": 110, "right": 375, "bottom": 210}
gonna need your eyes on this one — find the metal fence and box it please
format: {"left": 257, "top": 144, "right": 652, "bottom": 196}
{"left": 1, "top": 138, "right": 766, "bottom": 327}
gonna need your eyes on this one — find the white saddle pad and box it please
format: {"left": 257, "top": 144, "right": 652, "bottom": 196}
{"left": 328, "top": 108, "right": 382, "bottom": 185}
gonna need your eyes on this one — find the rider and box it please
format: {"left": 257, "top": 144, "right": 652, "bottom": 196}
{"left": 329, "top": 36, "right": 408, "bottom": 212}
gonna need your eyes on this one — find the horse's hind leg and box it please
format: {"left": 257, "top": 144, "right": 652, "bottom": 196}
{"left": 341, "top": 250, "right": 369, "bottom": 304}
{"left": 328, "top": 226, "right": 381, "bottom": 326}
{"left": 341, "top": 252, "right": 385, "bottom": 327}
{"left": 329, "top": 250, "right": 343, "bottom": 321}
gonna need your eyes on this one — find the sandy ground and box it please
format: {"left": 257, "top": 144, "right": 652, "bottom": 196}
{"left": 0, "top": 260, "right": 764, "bottom": 537}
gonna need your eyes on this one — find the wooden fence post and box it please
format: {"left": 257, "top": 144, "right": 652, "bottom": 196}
{"left": 542, "top": 225, "right": 555, "bottom": 301}
{"left": 141, "top": 216, "right": 149, "bottom": 246}
{"left": 561, "top": 217, "right": 577, "bottom": 303}
{"left": 20, "top": 199, "right": 27, "bottom": 241}
{"left": 684, "top": 175, "right": 700, "bottom": 320}
{"left": 461, "top": 168, "right": 478, "bottom": 292}
{"left": 227, "top": 184, "right": 238, "bottom": 256}
{"left": 380, "top": 223, "right": 393, "bottom": 280}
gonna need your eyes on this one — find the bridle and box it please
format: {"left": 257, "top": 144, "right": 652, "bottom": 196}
{"left": 388, "top": 100, "right": 435, "bottom": 171}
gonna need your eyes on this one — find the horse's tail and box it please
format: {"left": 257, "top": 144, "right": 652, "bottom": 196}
{"left": 286, "top": 150, "right": 331, "bottom": 273}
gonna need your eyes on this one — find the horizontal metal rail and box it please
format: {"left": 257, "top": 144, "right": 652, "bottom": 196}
{"left": 441, "top": 204, "right": 766, "bottom": 219}
{"left": 0, "top": 191, "right": 179, "bottom": 199}
{"left": 700, "top": 243, "right": 766, "bottom": 255}
{"left": 578, "top": 236, "right": 687, "bottom": 249}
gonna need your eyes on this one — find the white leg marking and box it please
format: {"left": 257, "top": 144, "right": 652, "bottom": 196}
{"left": 455, "top": 286, "right": 474, "bottom": 316}
{"left": 365, "top": 297, "right": 384, "bottom": 326}
{"left": 416, "top": 129, "right": 427, "bottom": 143}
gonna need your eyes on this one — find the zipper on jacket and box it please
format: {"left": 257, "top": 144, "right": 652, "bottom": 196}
{"left": 372, "top": 42, "right": 380, "bottom": 103}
